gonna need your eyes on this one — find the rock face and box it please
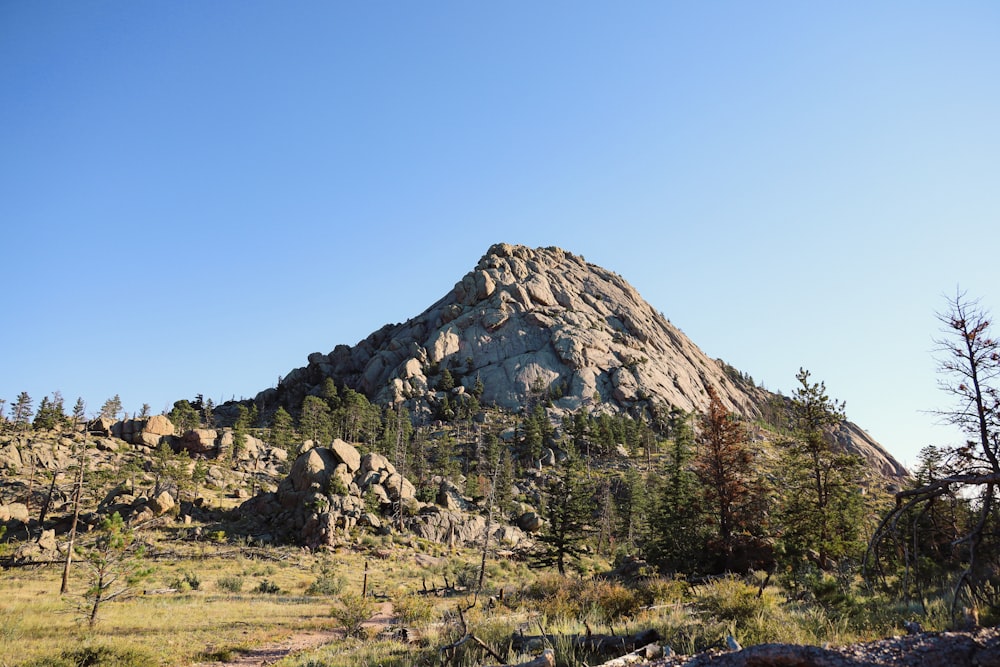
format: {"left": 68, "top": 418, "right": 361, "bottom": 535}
{"left": 241, "top": 443, "right": 527, "bottom": 550}
{"left": 260, "top": 243, "right": 907, "bottom": 478}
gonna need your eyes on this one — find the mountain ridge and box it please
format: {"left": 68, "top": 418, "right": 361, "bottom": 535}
{"left": 256, "top": 243, "right": 907, "bottom": 479}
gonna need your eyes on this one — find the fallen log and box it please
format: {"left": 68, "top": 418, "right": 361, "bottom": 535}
{"left": 481, "top": 648, "right": 555, "bottom": 667}
{"left": 593, "top": 642, "right": 665, "bottom": 667}
{"left": 510, "top": 628, "right": 661, "bottom": 657}
{"left": 440, "top": 632, "right": 505, "bottom": 666}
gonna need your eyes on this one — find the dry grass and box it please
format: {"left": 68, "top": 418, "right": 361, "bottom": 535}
{"left": 0, "top": 530, "right": 518, "bottom": 666}
{"left": 2, "top": 526, "right": 939, "bottom": 667}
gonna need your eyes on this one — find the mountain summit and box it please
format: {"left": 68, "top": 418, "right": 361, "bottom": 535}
{"left": 258, "top": 243, "right": 906, "bottom": 478}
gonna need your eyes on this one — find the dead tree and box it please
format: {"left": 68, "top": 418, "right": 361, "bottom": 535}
{"left": 867, "top": 293, "right": 1000, "bottom": 616}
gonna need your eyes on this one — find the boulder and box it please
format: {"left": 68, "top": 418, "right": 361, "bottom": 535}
{"left": 96, "top": 438, "right": 119, "bottom": 452}
{"left": 287, "top": 448, "right": 338, "bottom": 493}
{"left": 361, "top": 452, "right": 396, "bottom": 476}
{"left": 0, "top": 503, "right": 29, "bottom": 524}
{"left": 37, "top": 529, "right": 57, "bottom": 552}
{"left": 149, "top": 491, "right": 176, "bottom": 515}
{"left": 517, "top": 511, "right": 543, "bottom": 533}
{"left": 87, "top": 417, "right": 115, "bottom": 437}
{"left": 368, "top": 483, "right": 391, "bottom": 506}
{"left": 384, "top": 472, "right": 416, "bottom": 502}
{"left": 436, "top": 479, "right": 473, "bottom": 511}
{"left": 0, "top": 444, "right": 22, "bottom": 470}
{"left": 178, "top": 429, "right": 218, "bottom": 455}
{"left": 330, "top": 439, "right": 361, "bottom": 473}
{"left": 143, "top": 414, "right": 175, "bottom": 437}
{"left": 540, "top": 448, "right": 556, "bottom": 466}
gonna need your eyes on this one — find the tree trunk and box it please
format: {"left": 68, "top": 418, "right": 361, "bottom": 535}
{"left": 60, "top": 441, "right": 86, "bottom": 594}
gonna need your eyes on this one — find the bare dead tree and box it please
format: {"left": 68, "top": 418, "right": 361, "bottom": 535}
{"left": 867, "top": 292, "right": 1000, "bottom": 616}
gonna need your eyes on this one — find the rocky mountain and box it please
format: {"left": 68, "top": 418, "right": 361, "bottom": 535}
{"left": 257, "top": 243, "right": 907, "bottom": 479}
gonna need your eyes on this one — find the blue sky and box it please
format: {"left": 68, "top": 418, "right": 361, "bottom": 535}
{"left": 2, "top": 3, "right": 998, "bottom": 468}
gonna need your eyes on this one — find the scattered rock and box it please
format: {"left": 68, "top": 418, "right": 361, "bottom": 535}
{"left": 149, "top": 491, "right": 176, "bottom": 515}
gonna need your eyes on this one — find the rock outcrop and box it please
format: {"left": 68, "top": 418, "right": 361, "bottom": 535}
{"left": 240, "top": 439, "right": 527, "bottom": 550}
{"left": 257, "top": 243, "right": 907, "bottom": 479}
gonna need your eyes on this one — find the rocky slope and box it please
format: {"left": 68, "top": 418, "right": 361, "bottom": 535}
{"left": 256, "top": 243, "right": 906, "bottom": 479}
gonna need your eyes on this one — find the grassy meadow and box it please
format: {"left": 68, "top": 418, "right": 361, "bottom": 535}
{"left": 0, "top": 523, "right": 954, "bottom": 667}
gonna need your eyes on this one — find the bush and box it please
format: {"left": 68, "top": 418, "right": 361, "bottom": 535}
{"left": 217, "top": 575, "right": 244, "bottom": 593}
{"left": 393, "top": 593, "right": 436, "bottom": 626}
{"left": 578, "top": 580, "right": 642, "bottom": 624}
{"left": 331, "top": 592, "right": 377, "bottom": 637}
{"left": 24, "top": 643, "right": 158, "bottom": 667}
{"left": 170, "top": 570, "right": 201, "bottom": 591}
{"left": 306, "top": 568, "right": 346, "bottom": 596}
{"left": 256, "top": 579, "right": 281, "bottom": 594}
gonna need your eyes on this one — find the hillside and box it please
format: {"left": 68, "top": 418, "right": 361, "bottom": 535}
{"left": 254, "top": 243, "right": 906, "bottom": 479}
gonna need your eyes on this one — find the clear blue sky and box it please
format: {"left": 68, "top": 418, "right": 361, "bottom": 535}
{"left": 2, "top": 3, "right": 998, "bottom": 468}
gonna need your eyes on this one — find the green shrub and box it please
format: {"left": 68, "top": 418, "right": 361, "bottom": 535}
{"left": 694, "top": 576, "right": 775, "bottom": 624}
{"left": 331, "top": 592, "right": 377, "bottom": 637}
{"left": 306, "top": 567, "right": 346, "bottom": 596}
{"left": 578, "top": 580, "right": 642, "bottom": 624}
{"left": 23, "top": 643, "right": 158, "bottom": 667}
{"left": 393, "top": 592, "right": 436, "bottom": 626}
{"left": 217, "top": 575, "right": 244, "bottom": 593}
{"left": 170, "top": 570, "right": 201, "bottom": 591}
{"left": 256, "top": 579, "right": 281, "bottom": 594}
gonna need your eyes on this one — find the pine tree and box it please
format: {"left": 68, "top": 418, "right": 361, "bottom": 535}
{"left": 232, "top": 404, "right": 250, "bottom": 461}
{"left": 79, "top": 512, "right": 149, "bottom": 627}
{"left": 438, "top": 368, "right": 455, "bottom": 392}
{"left": 299, "top": 396, "right": 332, "bottom": 444}
{"left": 11, "top": 391, "right": 33, "bottom": 432}
{"left": 72, "top": 397, "right": 86, "bottom": 426}
{"left": 649, "top": 413, "right": 706, "bottom": 573}
{"left": 534, "top": 444, "right": 593, "bottom": 575}
{"left": 100, "top": 394, "right": 122, "bottom": 421}
{"left": 33, "top": 396, "right": 55, "bottom": 430}
{"left": 168, "top": 400, "right": 200, "bottom": 434}
{"left": 202, "top": 398, "right": 215, "bottom": 428}
{"left": 270, "top": 406, "right": 295, "bottom": 453}
{"left": 694, "top": 386, "right": 766, "bottom": 548}
{"left": 778, "top": 369, "right": 865, "bottom": 570}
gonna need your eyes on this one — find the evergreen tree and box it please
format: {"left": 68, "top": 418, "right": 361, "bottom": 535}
{"left": 71, "top": 398, "right": 86, "bottom": 426}
{"left": 778, "top": 369, "right": 865, "bottom": 570}
{"left": 231, "top": 405, "right": 250, "bottom": 461}
{"left": 79, "top": 512, "right": 149, "bottom": 627}
{"left": 321, "top": 377, "right": 341, "bottom": 411}
{"left": 270, "top": 406, "right": 295, "bottom": 453}
{"left": 248, "top": 403, "right": 261, "bottom": 429}
{"left": 534, "top": 444, "right": 593, "bottom": 575}
{"left": 649, "top": 413, "right": 706, "bottom": 573}
{"left": 438, "top": 368, "right": 455, "bottom": 392}
{"left": 168, "top": 400, "right": 199, "bottom": 434}
{"left": 299, "top": 395, "right": 332, "bottom": 443}
{"left": 432, "top": 433, "right": 461, "bottom": 483}
{"left": 100, "top": 394, "right": 122, "bottom": 421}
{"left": 202, "top": 398, "right": 215, "bottom": 428}
{"left": 33, "top": 396, "right": 57, "bottom": 430}
{"left": 138, "top": 403, "right": 151, "bottom": 419}
{"left": 618, "top": 466, "right": 651, "bottom": 553}
{"left": 694, "top": 386, "right": 766, "bottom": 548}
{"left": 11, "top": 391, "right": 33, "bottom": 432}
{"left": 495, "top": 446, "right": 515, "bottom": 517}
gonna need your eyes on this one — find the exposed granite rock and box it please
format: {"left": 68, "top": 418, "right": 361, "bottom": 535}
{"left": 258, "top": 243, "right": 907, "bottom": 480}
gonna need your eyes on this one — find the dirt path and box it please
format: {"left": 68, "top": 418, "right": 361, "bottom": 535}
{"left": 188, "top": 601, "right": 396, "bottom": 667}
